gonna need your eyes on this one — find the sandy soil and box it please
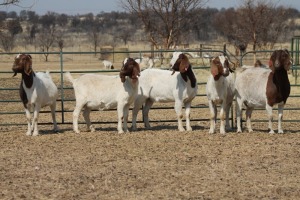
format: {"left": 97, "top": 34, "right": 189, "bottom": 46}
{"left": 1, "top": 122, "right": 300, "bottom": 200}
{"left": 1, "top": 53, "right": 300, "bottom": 199}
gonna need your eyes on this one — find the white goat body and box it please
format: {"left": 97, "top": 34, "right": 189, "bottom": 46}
{"left": 65, "top": 58, "right": 140, "bottom": 133}
{"left": 132, "top": 60, "right": 197, "bottom": 131}
{"left": 12, "top": 54, "right": 58, "bottom": 136}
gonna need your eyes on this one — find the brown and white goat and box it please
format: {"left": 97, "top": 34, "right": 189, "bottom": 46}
{"left": 235, "top": 49, "right": 292, "bottom": 133}
{"left": 131, "top": 52, "right": 197, "bottom": 131}
{"left": 12, "top": 54, "right": 58, "bottom": 136}
{"left": 206, "top": 55, "right": 235, "bottom": 134}
{"left": 65, "top": 58, "right": 140, "bottom": 134}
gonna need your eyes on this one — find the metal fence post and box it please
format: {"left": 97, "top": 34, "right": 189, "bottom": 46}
{"left": 60, "top": 51, "right": 65, "bottom": 124}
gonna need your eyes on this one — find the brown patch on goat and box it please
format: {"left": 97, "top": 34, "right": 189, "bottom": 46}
{"left": 171, "top": 54, "right": 197, "bottom": 88}
{"left": 266, "top": 50, "right": 291, "bottom": 106}
{"left": 12, "top": 54, "right": 35, "bottom": 108}
{"left": 119, "top": 58, "right": 140, "bottom": 83}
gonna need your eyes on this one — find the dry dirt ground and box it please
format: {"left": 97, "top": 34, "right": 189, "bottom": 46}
{"left": 1, "top": 54, "right": 300, "bottom": 199}
{"left": 1, "top": 122, "right": 300, "bottom": 200}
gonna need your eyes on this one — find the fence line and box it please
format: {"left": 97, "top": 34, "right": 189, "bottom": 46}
{"left": 0, "top": 49, "right": 299, "bottom": 130}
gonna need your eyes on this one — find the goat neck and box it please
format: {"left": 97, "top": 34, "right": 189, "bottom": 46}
{"left": 266, "top": 49, "right": 291, "bottom": 106}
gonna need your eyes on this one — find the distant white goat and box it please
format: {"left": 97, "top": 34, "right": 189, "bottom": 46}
{"left": 12, "top": 54, "right": 58, "bottom": 136}
{"left": 235, "top": 49, "right": 292, "bottom": 133}
{"left": 206, "top": 55, "right": 235, "bottom": 134}
{"left": 65, "top": 58, "right": 140, "bottom": 134}
{"left": 102, "top": 60, "right": 114, "bottom": 69}
{"left": 131, "top": 52, "right": 197, "bottom": 131}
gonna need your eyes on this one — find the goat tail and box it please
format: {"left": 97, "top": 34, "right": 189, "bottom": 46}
{"left": 65, "top": 72, "right": 74, "bottom": 84}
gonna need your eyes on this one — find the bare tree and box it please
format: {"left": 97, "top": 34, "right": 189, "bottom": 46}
{"left": 0, "top": 0, "right": 20, "bottom": 6}
{"left": 213, "top": 0, "right": 294, "bottom": 58}
{"left": 37, "top": 25, "right": 56, "bottom": 61}
{"left": 120, "top": 0, "right": 208, "bottom": 49}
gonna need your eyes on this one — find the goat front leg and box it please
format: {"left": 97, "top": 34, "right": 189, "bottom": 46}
{"left": 208, "top": 101, "right": 216, "bottom": 134}
{"left": 225, "top": 103, "right": 232, "bottom": 131}
{"left": 184, "top": 101, "right": 192, "bottom": 131}
{"left": 174, "top": 100, "right": 185, "bottom": 131}
{"left": 25, "top": 107, "right": 32, "bottom": 136}
{"left": 50, "top": 103, "right": 59, "bottom": 132}
{"left": 32, "top": 105, "right": 41, "bottom": 136}
{"left": 277, "top": 103, "right": 284, "bottom": 134}
{"left": 117, "top": 103, "right": 125, "bottom": 134}
{"left": 219, "top": 103, "right": 226, "bottom": 134}
{"left": 266, "top": 104, "right": 274, "bottom": 133}
{"left": 122, "top": 104, "right": 130, "bottom": 133}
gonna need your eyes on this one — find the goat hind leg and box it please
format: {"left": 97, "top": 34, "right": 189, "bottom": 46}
{"left": 32, "top": 105, "right": 41, "bottom": 136}
{"left": 246, "top": 107, "right": 253, "bottom": 133}
{"left": 208, "top": 101, "right": 216, "bottom": 134}
{"left": 50, "top": 103, "right": 59, "bottom": 132}
{"left": 83, "top": 107, "right": 95, "bottom": 132}
{"left": 266, "top": 105, "right": 274, "bottom": 133}
{"left": 142, "top": 99, "right": 154, "bottom": 129}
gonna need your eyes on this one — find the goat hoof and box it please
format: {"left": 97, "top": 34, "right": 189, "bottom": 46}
{"left": 278, "top": 130, "right": 284, "bottom": 134}
{"left": 26, "top": 131, "right": 32, "bottom": 136}
{"left": 32, "top": 132, "right": 39, "bottom": 136}
{"left": 186, "top": 127, "right": 193, "bottom": 131}
{"left": 248, "top": 129, "right": 253, "bottom": 133}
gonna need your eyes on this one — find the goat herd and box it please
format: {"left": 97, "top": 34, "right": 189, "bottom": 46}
{"left": 11, "top": 49, "right": 292, "bottom": 136}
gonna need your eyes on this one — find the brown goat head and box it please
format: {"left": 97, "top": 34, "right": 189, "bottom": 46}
{"left": 171, "top": 53, "right": 190, "bottom": 74}
{"left": 12, "top": 54, "right": 33, "bottom": 77}
{"left": 210, "top": 55, "right": 230, "bottom": 81}
{"left": 269, "top": 49, "right": 292, "bottom": 71}
{"left": 119, "top": 58, "right": 140, "bottom": 83}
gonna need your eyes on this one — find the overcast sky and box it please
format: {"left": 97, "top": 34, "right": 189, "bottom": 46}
{"left": 0, "top": 0, "right": 299, "bottom": 15}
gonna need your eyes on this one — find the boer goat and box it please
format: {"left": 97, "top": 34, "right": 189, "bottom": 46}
{"left": 206, "top": 55, "right": 235, "bottom": 134}
{"left": 12, "top": 54, "right": 58, "bottom": 136}
{"left": 102, "top": 60, "right": 114, "bottom": 69}
{"left": 131, "top": 52, "right": 197, "bottom": 131}
{"left": 65, "top": 58, "right": 140, "bottom": 134}
{"left": 235, "top": 49, "right": 292, "bottom": 133}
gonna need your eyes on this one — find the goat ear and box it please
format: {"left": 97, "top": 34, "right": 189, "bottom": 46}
{"left": 268, "top": 59, "right": 274, "bottom": 71}
{"left": 211, "top": 59, "right": 219, "bottom": 77}
{"left": 24, "top": 64, "right": 32, "bottom": 76}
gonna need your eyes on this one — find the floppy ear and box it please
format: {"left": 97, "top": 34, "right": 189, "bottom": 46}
{"left": 24, "top": 55, "right": 33, "bottom": 76}
{"left": 210, "top": 58, "right": 219, "bottom": 77}
{"left": 284, "top": 49, "right": 291, "bottom": 71}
